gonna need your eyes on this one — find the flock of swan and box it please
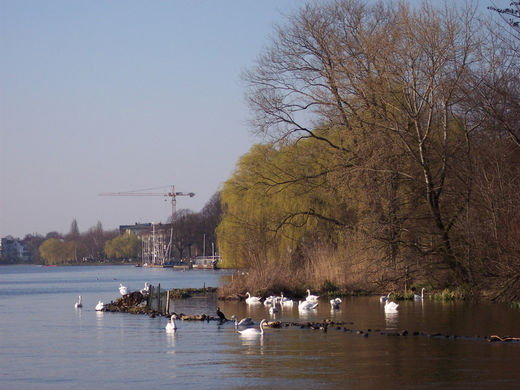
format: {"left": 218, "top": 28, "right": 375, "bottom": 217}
{"left": 74, "top": 282, "right": 150, "bottom": 312}
{"left": 244, "top": 289, "right": 342, "bottom": 313}
{"left": 75, "top": 282, "right": 426, "bottom": 338}
{"left": 380, "top": 288, "right": 426, "bottom": 314}
{"left": 143, "top": 287, "right": 412, "bottom": 337}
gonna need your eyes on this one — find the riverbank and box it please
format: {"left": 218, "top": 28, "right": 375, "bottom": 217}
{"left": 217, "top": 266, "right": 517, "bottom": 304}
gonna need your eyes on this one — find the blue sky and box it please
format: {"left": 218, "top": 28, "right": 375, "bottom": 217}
{"left": 0, "top": 0, "right": 305, "bottom": 237}
{"left": 0, "top": 0, "right": 495, "bottom": 238}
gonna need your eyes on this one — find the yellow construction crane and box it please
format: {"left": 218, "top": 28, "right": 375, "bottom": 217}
{"left": 99, "top": 185, "right": 195, "bottom": 222}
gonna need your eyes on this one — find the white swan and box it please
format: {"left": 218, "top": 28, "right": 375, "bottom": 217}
{"left": 245, "top": 292, "right": 261, "bottom": 304}
{"left": 95, "top": 301, "right": 105, "bottom": 311}
{"left": 305, "top": 289, "right": 319, "bottom": 302}
{"left": 119, "top": 283, "right": 128, "bottom": 296}
{"left": 380, "top": 293, "right": 391, "bottom": 303}
{"left": 238, "top": 319, "right": 266, "bottom": 336}
{"left": 280, "top": 292, "right": 293, "bottom": 306}
{"left": 384, "top": 300, "right": 399, "bottom": 313}
{"left": 264, "top": 295, "right": 276, "bottom": 306}
{"left": 298, "top": 300, "right": 318, "bottom": 310}
{"left": 140, "top": 282, "right": 150, "bottom": 295}
{"left": 414, "top": 288, "right": 426, "bottom": 301}
{"left": 330, "top": 297, "right": 342, "bottom": 309}
{"left": 231, "top": 315, "right": 254, "bottom": 327}
{"left": 74, "top": 295, "right": 83, "bottom": 308}
{"left": 165, "top": 314, "right": 177, "bottom": 332}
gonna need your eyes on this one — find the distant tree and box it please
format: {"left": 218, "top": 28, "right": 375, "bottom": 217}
{"left": 67, "top": 219, "right": 80, "bottom": 240}
{"left": 104, "top": 232, "right": 140, "bottom": 260}
{"left": 39, "top": 238, "right": 67, "bottom": 265}
{"left": 171, "top": 210, "right": 199, "bottom": 259}
{"left": 82, "top": 221, "right": 115, "bottom": 260}
{"left": 200, "top": 192, "right": 222, "bottom": 250}
{"left": 165, "top": 192, "right": 223, "bottom": 259}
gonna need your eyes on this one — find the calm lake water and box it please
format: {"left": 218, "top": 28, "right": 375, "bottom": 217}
{"left": 1, "top": 265, "right": 519, "bottom": 389}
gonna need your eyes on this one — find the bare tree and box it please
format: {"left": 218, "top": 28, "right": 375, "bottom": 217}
{"left": 243, "top": 0, "right": 484, "bottom": 282}
{"left": 488, "top": 1, "right": 520, "bottom": 37}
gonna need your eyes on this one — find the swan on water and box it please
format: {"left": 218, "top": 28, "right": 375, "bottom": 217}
{"left": 231, "top": 315, "right": 254, "bottom": 327}
{"left": 269, "top": 303, "right": 279, "bottom": 315}
{"left": 380, "top": 293, "right": 391, "bottom": 303}
{"left": 280, "top": 292, "right": 294, "bottom": 306}
{"left": 298, "top": 300, "right": 318, "bottom": 310}
{"left": 119, "top": 283, "right": 128, "bottom": 296}
{"left": 166, "top": 314, "right": 177, "bottom": 332}
{"left": 305, "top": 289, "right": 319, "bottom": 302}
{"left": 140, "top": 282, "right": 150, "bottom": 295}
{"left": 238, "top": 319, "right": 266, "bottom": 336}
{"left": 414, "top": 287, "right": 426, "bottom": 301}
{"left": 384, "top": 300, "right": 399, "bottom": 313}
{"left": 264, "top": 295, "right": 276, "bottom": 306}
{"left": 74, "top": 295, "right": 83, "bottom": 308}
{"left": 330, "top": 297, "right": 342, "bottom": 309}
{"left": 95, "top": 301, "right": 105, "bottom": 311}
{"left": 245, "top": 292, "right": 261, "bottom": 304}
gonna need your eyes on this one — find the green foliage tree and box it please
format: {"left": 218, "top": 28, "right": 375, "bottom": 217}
{"left": 104, "top": 232, "right": 140, "bottom": 260}
{"left": 39, "top": 238, "right": 70, "bottom": 265}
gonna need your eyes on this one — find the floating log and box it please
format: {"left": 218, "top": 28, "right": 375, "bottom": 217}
{"left": 489, "top": 335, "right": 520, "bottom": 342}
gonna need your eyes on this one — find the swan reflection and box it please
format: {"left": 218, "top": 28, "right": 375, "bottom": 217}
{"left": 385, "top": 312, "right": 399, "bottom": 329}
{"left": 166, "top": 331, "right": 176, "bottom": 351}
{"left": 240, "top": 333, "right": 265, "bottom": 355}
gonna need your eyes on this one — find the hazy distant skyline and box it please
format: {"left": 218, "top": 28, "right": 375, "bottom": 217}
{"left": 0, "top": 0, "right": 495, "bottom": 238}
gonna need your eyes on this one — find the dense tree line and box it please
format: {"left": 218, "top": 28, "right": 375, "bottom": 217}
{"left": 217, "top": 0, "right": 520, "bottom": 301}
{"left": 37, "top": 220, "right": 119, "bottom": 264}
{"left": 32, "top": 193, "right": 222, "bottom": 265}
{"left": 169, "top": 192, "right": 222, "bottom": 259}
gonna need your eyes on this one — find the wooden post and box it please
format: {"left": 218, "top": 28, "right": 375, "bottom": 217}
{"left": 157, "top": 283, "right": 161, "bottom": 313}
{"left": 147, "top": 285, "right": 153, "bottom": 309}
{"left": 165, "top": 290, "right": 170, "bottom": 315}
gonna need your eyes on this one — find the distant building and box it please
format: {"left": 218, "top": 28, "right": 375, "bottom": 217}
{"left": 0, "top": 237, "right": 30, "bottom": 263}
{"left": 119, "top": 222, "right": 152, "bottom": 236}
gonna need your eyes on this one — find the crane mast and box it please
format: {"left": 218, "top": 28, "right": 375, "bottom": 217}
{"left": 99, "top": 185, "right": 195, "bottom": 222}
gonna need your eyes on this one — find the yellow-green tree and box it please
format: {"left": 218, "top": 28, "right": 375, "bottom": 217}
{"left": 218, "top": 137, "right": 350, "bottom": 268}
{"left": 104, "top": 232, "right": 140, "bottom": 260}
{"left": 39, "top": 238, "right": 78, "bottom": 265}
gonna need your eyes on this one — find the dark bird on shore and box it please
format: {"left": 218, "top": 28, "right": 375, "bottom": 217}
{"left": 217, "top": 307, "right": 227, "bottom": 322}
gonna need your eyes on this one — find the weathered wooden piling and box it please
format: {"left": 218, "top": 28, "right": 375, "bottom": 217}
{"left": 165, "top": 290, "right": 170, "bottom": 314}
{"left": 157, "top": 283, "right": 161, "bottom": 313}
{"left": 147, "top": 285, "right": 153, "bottom": 309}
